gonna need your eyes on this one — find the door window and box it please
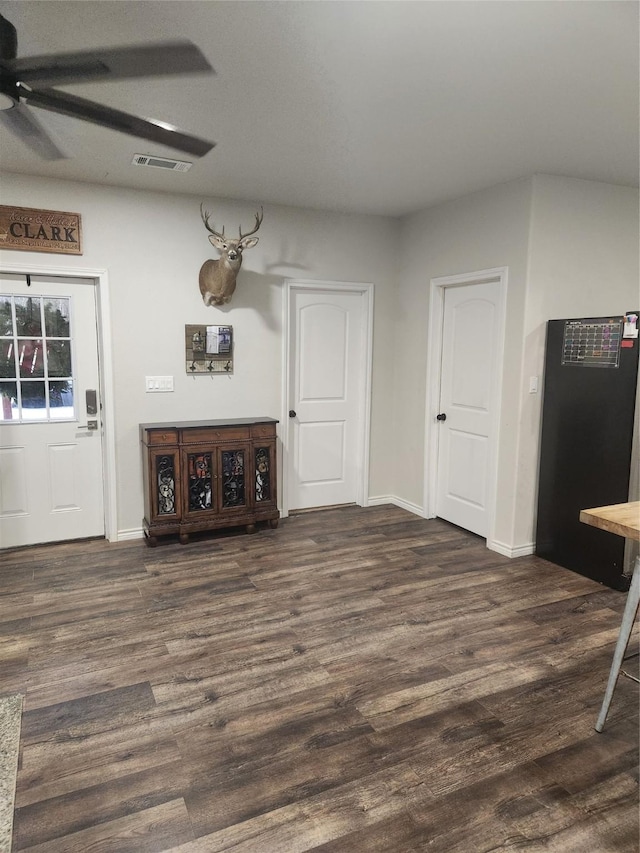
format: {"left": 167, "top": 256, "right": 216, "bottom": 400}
{"left": 0, "top": 293, "right": 74, "bottom": 422}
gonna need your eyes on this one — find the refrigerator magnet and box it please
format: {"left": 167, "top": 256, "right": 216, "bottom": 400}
{"left": 623, "top": 313, "right": 638, "bottom": 338}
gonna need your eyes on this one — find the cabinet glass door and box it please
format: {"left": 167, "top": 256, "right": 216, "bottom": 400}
{"left": 151, "top": 449, "right": 180, "bottom": 520}
{"left": 254, "top": 443, "right": 276, "bottom": 506}
{"left": 186, "top": 451, "right": 213, "bottom": 513}
{"left": 218, "top": 445, "right": 250, "bottom": 512}
{"left": 180, "top": 449, "right": 214, "bottom": 518}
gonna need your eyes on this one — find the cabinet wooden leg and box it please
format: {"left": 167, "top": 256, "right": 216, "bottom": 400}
{"left": 145, "top": 534, "right": 158, "bottom": 548}
{"left": 268, "top": 518, "right": 279, "bottom": 529}
{"left": 179, "top": 532, "right": 190, "bottom": 545}
{"left": 246, "top": 523, "right": 257, "bottom": 535}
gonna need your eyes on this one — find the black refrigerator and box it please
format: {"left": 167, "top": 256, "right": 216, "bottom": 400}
{"left": 535, "top": 313, "right": 639, "bottom": 591}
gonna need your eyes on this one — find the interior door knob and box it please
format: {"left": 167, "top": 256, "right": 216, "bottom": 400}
{"left": 436, "top": 413, "right": 447, "bottom": 421}
{"left": 289, "top": 410, "right": 296, "bottom": 418}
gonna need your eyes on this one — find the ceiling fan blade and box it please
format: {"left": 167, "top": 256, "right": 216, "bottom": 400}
{"left": 3, "top": 40, "right": 213, "bottom": 88}
{"left": 0, "top": 101, "right": 69, "bottom": 159}
{"left": 21, "top": 85, "right": 215, "bottom": 157}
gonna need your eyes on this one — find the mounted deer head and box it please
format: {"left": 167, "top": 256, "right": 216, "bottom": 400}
{"left": 198, "top": 204, "right": 263, "bottom": 306}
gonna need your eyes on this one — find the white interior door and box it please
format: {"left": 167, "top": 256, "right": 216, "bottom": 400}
{"left": 435, "top": 280, "right": 502, "bottom": 537}
{"left": 0, "top": 273, "right": 105, "bottom": 548}
{"left": 288, "top": 286, "right": 367, "bottom": 511}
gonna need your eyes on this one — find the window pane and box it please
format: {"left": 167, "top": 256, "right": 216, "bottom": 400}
{"left": 44, "top": 298, "right": 70, "bottom": 337}
{"left": 46, "top": 340, "right": 71, "bottom": 377}
{"left": 18, "top": 339, "right": 45, "bottom": 378}
{"left": 0, "top": 339, "right": 16, "bottom": 378}
{"left": 14, "top": 297, "right": 42, "bottom": 336}
{"left": 0, "top": 381, "right": 17, "bottom": 421}
{"left": 0, "top": 293, "right": 77, "bottom": 423}
{"left": 20, "top": 381, "right": 46, "bottom": 419}
{"left": 0, "top": 297, "right": 13, "bottom": 336}
{"left": 49, "top": 380, "right": 74, "bottom": 419}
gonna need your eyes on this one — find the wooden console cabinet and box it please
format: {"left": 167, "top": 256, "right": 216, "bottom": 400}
{"left": 140, "top": 417, "right": 279, "bottom": 546}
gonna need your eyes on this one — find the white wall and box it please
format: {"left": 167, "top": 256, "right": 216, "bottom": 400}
{"left": 397, "top": 177, "right": 533, "bottom": 546}
{"left": 396, "top": 173, "right": 638, "bottom": 554}
{"left": 0, "top": 173, "right": 399, "bottom": 537}
{"left": 515, "top": 174, "right": 639, "bottom": 547}
{"left": 2, "top": 171, "right": 636, "bottom": 550}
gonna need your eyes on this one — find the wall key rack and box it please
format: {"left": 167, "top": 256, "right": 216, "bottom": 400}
{"left": 185, "top": 324, "right": 233, "bottom": 374}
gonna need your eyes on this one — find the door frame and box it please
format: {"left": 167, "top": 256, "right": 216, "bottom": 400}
{"left": 0, "top": 260, "right": 118, "bottom": 542}
{"left": 423, "top": 267, "right": 507, "bottom": 544}
{"left": 281, "top": 279, "right": 374, "bottom": 518}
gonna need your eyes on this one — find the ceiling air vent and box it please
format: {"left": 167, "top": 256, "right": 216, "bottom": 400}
{"left": 132, "top": 154, "right": 192, "bottom": 172}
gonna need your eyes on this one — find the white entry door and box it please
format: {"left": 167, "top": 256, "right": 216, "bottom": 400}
{"left": 0, "top": 273, "right": 105, "bottom": 548}
{"left": 435, "top": 280, "right": 503, "bottom": 537}
{"left": 287, "top": 285, "right": 369, "bottom": 510}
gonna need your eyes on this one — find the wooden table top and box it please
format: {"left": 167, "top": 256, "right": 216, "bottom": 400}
{"left": 580, "top": 501, "right": 640, "bottom": 542}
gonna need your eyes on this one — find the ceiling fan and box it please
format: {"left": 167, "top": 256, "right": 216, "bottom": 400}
{"left": 0, "top": 12, "right": 215, "bottom": 160}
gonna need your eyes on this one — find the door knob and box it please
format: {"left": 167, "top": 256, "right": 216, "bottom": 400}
{"left": 289, "top": 410, "right": 297, "bottom": 418}
{"left": 436, "top": 413, "right": 447, "bottom": 421}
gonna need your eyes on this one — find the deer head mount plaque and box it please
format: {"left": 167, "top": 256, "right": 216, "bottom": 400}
{"left": 198, "top": 205, "right": 263, "bottom": 306}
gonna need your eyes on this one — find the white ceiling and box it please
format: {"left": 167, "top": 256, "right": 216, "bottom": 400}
{"left": 0, "top": 0, "right": 637, "bottom": 217}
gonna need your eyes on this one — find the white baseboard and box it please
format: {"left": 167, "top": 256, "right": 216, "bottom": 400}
{"left": 487, "top": 539, "right": 535, "bottom": 558}
{"left": 117, "top": 527, "right": 144, "bottom": 542}
{"left": 114, "top": 506, "right": 536, "bottom": 559}
{"left": 367, "top": 495, "right": 425, "bottom": 517}
{"left": 369, "top": 501, "right": 536, "bottom": 559}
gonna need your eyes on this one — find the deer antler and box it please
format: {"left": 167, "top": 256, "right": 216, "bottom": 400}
{"left": 239, "top": 207, "right": 264, "bottom": 241}
{"left": 200, "top": 203, "right": 225, "bottom": 240}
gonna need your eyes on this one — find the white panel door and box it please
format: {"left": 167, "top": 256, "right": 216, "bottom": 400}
{"left": 0, "top": 274, "right": 104, "bottom": 548}
{"left": 288, "top": 288, "right": 365, "bottom": 510}
{"left": 436, "top": 280, "right": 502, "bottom": 536}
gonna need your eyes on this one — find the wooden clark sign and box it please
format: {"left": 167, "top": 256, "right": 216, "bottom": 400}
{"left": 0, "top": 205, "right": 82, "bottom": 255}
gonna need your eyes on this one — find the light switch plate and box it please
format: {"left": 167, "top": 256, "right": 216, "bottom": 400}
{"left": 145, "top": 376, "right": 174, "bottom": 392}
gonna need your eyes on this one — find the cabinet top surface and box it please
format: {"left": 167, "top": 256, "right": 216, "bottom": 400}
{"left": 140, "top": 417, "right": 278, "bottom": 431}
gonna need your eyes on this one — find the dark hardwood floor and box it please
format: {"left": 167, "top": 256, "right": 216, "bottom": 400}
{"left": 1, "top": 505, "right": 638, "bottom": 852}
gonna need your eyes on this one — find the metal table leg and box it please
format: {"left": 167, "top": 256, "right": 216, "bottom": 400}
{"left": 595, "top": 556, "right": 640, "bottom": 732}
